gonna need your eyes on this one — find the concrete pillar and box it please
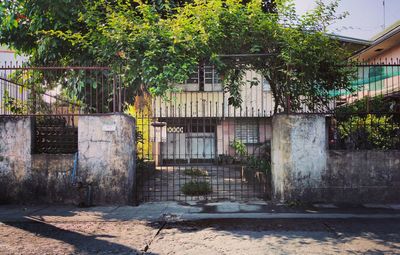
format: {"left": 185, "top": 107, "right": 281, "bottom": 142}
{"left": 78, "top": 113, "right": 136, "bottom": 204}
{"left": 0, "top": 117, "right": 33, "bottom": 202}
{"left": 271, "top": 114, "right": 327, "bottom": 202}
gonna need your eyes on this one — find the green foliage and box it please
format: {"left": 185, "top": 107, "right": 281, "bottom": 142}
{"left": 2, "top": 90, "right": 27, "bottom": 114}
{"left": 181, "top": 181, "right": 212, "bottom": 196}
{"left": 334, "top": 96, "right": 400, "bottom": 150}
{"left": 1, "top": 0, "right": 353, "bottom": 110}
{"left": 338, "top": 114, "right": 400, "bottom": 150}
{"left": 184, "top": 168, "right": 208, "bottom": 177}
{"left": 230, "top": 139, "right": 246, "bottom": 157}
{"left": 335, "top": 96, "right": 396, "bottom": 118}
{"left": 246, "top": 155, "right": 271, "bottom": 174}
{"left": 245, "top": 141, "right": 271, "bottom": 175}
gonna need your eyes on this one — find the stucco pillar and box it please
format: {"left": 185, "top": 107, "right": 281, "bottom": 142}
{"left": 0, "top": 116, "right": 33, "bottom": 202}
{"left": 78, "top": 113, "right": 136, "bottom": 204}
{"left": 271, "top": 114, "right": 327, "bottom": 202}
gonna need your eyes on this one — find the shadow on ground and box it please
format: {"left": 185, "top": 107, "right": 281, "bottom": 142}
{"left": 3, "top": 217, "right": 158, "bottom": 254}
{"left": 156, "top": 218, "right": 400, "bottom": 253}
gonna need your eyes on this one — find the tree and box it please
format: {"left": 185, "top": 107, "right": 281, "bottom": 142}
{"left": 0, "top": 0, "right": 354, "bottom": 111}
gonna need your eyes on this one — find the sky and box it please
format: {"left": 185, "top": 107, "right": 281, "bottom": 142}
{"left": 294, "top": 0, "right": 400, "bottom": 40}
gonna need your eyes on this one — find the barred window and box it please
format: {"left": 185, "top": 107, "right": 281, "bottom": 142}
{"left": 235, "top": 120, "right": 259, "bottom": 144}
{"left": 186, "top": 69, "right": 199, "bottom": 84}
{"left": 183, "top": 64, "right": 222, "bottom": 91}
{"left": 204, "top": 65, "right": 221, "bottom": 85}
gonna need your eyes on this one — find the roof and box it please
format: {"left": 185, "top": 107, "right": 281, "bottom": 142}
{"left": 352, "top": 20, "right": 400, "bottom": 60}
{"left": 329, "top": 34, "right": 371, "bottom": 46}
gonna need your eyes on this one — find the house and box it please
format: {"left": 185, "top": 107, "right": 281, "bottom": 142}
{"left": 353, "top": 20, "right": 400, "bottom": 61}
{"left": 149, "top": 66, "right": 274, "bottom": 165}
{"left": 140, "top": 23, "right": 400, "bottom": 166}
{"left": 143, "top": 44, "right": 368, "bottom": 165}
{"left": 341, "top": 21, "right": 400, "bottom": 104}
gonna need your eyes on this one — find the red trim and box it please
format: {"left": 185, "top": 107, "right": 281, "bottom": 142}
{"left": 0, "top": 50, "right": 15, "bottom": 53}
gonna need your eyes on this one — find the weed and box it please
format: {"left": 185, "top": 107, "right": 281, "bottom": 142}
{"left": 181, "top": 181, "right": 212, "bottom": 196}
{"left": 183, "top": 168, "right": 208, "bottom": 177}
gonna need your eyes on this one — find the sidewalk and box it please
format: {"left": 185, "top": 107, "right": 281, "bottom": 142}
{"left": 1, "top": 201, "right": 400, "bottom": 223}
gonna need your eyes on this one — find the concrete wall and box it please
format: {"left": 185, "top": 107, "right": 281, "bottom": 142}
{"left": 0, "top": 114, "right": 136, "bottom": 205}
{"left": 0, "top": 117, "right": 32, "bottom": 203}
{"left": 271, "top": 114, "right": 400, "bottom": 204}
{"left": 0, "top": 117, "right": 79, "bottom": 203}
{"left": 324, "top": 150, "right": 400, "bottom": 203}
{"left": 271, "top": 114, "right": 327, "bottom": 202}
{"left": 78, "top": 113, "right": 136, "bottom": 204}
{"left": 30, "top": 154, "right": 76, "bottom": 203}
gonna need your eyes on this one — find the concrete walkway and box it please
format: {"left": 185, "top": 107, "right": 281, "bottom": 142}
{"left": 1, "top": 201, "right": 400, "bottom": 223}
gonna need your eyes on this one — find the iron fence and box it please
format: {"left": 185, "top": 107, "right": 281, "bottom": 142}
{"left": 133, "top": 106, "right": 271, "bottom": 202}
{"left": 1, "top": 59, "right": 400, "bottom": 155}
{"left": 328, "top": 60, "right": 400, "bottom": 150}
{"left": 1, "top": 59, "right": 399, "bottom": 201}
{"left": 0, "top": 62, "right": 126, "bottom": 116}
{"left": 0, "top": 62, "right": 126, "bottom": 154}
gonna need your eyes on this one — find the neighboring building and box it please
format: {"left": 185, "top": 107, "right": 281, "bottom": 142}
{"left": 341, "top": 21, "right": 400, "bottom": 104}
{"left": 353, "top": 20, "right": 400, "bottom": 61}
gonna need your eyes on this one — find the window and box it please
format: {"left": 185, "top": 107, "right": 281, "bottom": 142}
{"left": 235, "top": 120, "right": 259, "bottom": 144}
{"left": 262, "top": 76, "right": 270, "bottom": 92}
{"left": 182, "top": 64, "right": 222, "bottom": 91}
{"left": 204, "top": 65, "right": 221, "bottom": 85}
{"left": 186, "top": 69, "right": 199, "bottom": 84}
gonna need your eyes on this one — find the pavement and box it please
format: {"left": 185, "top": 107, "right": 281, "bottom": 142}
{"left": 1, "top": 201, "right": 400, "bottom": 223}
{"left": 1, "top": 202, "right": 400, "bottom": 254}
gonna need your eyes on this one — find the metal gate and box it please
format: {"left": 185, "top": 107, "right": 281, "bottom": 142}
{"left": 134, "top": 95, "right": 272, "bottom": 203}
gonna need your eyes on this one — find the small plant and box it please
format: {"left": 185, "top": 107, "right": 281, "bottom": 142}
{"left": 184, "top": 168, "right": 208, "bottom": 177}
{"left": 181, "top": 181, "right": 212, "bottom": 196}
{"left": 286, "top": 200, "right": 305, "bottom": 208}
{"left": 230, "top": 139, "right": 246, "bottom": 157}
{"left": 2, "top": 90, "right": 27, "bottom": 114}
{"left": 246, "top": 156, "right": 271, "bottom": 175}
{"left": 338, "top": 114, "right": 400, "bottom": 149}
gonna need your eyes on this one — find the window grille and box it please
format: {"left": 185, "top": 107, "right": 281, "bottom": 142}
{"left": 235, "top": 120, "right": 259, "bottom": 143}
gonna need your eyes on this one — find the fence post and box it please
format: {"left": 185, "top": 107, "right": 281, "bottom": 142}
{"left": 271, "top": 114, "right": 327, "bottom": 202}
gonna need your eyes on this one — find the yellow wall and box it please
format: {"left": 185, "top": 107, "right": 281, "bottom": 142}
{"left": 126, "top": 101, "right": 153, "bottom": 160}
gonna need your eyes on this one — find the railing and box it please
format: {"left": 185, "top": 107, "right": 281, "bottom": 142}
{"left": 0, "top": 63, "right": 126, "bottom": 116}
{"left": 1, "top": 60, "right": 399, "bottom": 151}
{"left": 328, "top": 60, "right": 400, "bottom": 150}
{"left": 0, "top": 62, "right": 127, "bottom": 154}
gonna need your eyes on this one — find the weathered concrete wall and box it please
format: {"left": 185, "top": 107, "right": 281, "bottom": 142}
{"left": 78, "top": 113, "right": 136, "bottom": 205}
{"left": 0, "top": 117, "right": 78, "bottom": 203}
{"left": 324, "top": 150, "right": 400, "bottom": 203}
{"left": 1, "top": 114, "right": 136, "bottom": 205}
{"left": 0, "top": 117, "right": 32, "bottom": 203}
{"left": 30, "top": 154, "right": 76, "bottom": 203}
{"left": 271, "top": 114, "right": 400, "bottom": 204}
{"left": 271, "top": 114, "right": 327, "bottom": 202}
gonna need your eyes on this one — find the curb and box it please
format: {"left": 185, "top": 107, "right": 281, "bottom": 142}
{"left": 176, "top": 213, "right": 400, "bottom": 221}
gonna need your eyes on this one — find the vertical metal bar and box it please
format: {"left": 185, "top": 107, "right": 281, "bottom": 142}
{"left": 113, "top": 74, "right": 116, "bottom": 112}
{"left": 118, "top": 73, "right": 122, "bottom": 112}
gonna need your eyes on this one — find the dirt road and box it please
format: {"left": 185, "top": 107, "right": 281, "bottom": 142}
{"left": 1, "top": 218, "right": 399, "bottom": 254}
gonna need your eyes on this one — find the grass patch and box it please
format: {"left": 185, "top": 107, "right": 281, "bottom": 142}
{"left": 181, "top": 181, "right": 212, "bottom": 196}
{"left": 183, "top": 168, "right": 208, "bottom": 177}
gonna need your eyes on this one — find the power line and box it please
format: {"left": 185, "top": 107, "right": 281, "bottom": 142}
{"left": 383, "top": 0, "right": 386, "bottom": 29}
